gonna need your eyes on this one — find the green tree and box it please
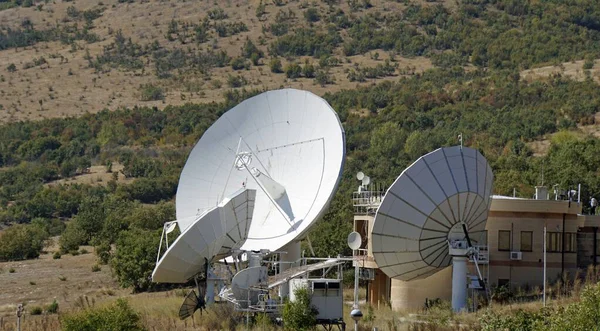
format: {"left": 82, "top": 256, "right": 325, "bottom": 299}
{"left": 59, "top": 222, "right": 87, "bottom": 253}
{"left": 111, "top": 228, "right": 160, "bottom": 292}
{"left": 0, "top": 224, "right": 47, "bottom": 261}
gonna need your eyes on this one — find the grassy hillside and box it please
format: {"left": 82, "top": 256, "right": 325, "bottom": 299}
{"left": 0, "top": 0, "right": 437, "bottom": 122}
{"left": 2, "top": 0, "right": 600, "bottom": 328}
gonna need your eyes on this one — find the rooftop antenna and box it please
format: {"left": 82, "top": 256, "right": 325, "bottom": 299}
{"left": 348, "top": 232, "right": 363, "bottom": 331}
{"left": 371, "top": 146, "right": 494, "bottom": 312}
{"left": 357, "top": 172, "right": 365, "bottom": 192}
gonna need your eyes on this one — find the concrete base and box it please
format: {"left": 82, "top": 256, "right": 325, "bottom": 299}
{"left": 390, "top": 267, "right": 452, "bottom": 311}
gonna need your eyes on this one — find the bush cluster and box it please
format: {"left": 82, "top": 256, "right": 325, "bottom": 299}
{"left": 61, "top": 299, "right": 145, "bottom": 331}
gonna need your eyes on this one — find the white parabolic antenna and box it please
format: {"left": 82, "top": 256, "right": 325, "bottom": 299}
{"left": 371, "top": 146, "right": 493, "bottom": 281}
{"left": 177, "top": 88, "right": 346, "bottom": 252}
{"left": 347, "top": 231, "right": 362, "bottom": 250}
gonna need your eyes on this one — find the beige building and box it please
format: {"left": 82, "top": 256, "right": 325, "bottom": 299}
{"left": 352, "top": 188, "right": 600, "bottom": 311}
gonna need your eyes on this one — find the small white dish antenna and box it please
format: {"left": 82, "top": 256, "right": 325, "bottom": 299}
{"left": 356, "top": 172, "right": 365, "bottom": 181}
{"left": 361, "top": 176, "right": 371, "bottom": 187}
{"left": 347, "top": 231, "right": 362, "bottom": 250}
{"left": 165, "top": 221, "right": 178, "bottom": 234}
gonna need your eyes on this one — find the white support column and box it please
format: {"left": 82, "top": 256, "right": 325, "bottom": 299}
{"left": 206, "top": 267, "right": 215, "bottom": 304}
{"left": 451, "top": 256, "right": 468, "bottom": 312}
{"left": 279, "top": 241, "right": 301, "bottom": 299}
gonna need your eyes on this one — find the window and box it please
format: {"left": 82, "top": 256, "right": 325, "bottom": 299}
{"left": 498, "top": 230, "right": 511, "bottom": 251}
{"left": 520, "top": 231, "right": 533, "bottom": 252}
{"left": 547, "top": 232, "right": 562, "bottom": 252}
{"left": 564, "top": 233, "right": 577, "bottom": 253}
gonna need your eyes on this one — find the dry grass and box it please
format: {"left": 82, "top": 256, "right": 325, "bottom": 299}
{"left": 0, "top": 238, "right": 125, "bottom": 320}
{"left": 0, "top": 0, "right": 435, "bottom": 123}
{"left": 521, "top": 59, "right": 600, "bottom": 84}
{"left": 44, "top": 162, "right": 133, "bottom": 187}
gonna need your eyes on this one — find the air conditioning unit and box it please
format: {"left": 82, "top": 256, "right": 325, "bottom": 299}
{"left": 359, "top": 268, "right": 375, "bottom": 280}
{"left": 510, "top": 251, "right": 522, "bottom": 260}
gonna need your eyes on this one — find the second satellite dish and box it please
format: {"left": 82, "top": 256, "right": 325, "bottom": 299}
{"left": 176, "top": 89, "right": 346, "bottom": 253}
{"left": 371, "top": 146, "right": 494, "bottom": 281}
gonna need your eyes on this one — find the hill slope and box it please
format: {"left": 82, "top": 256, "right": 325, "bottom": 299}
{"left": 0, "top": 0, "right": 438, "bottom": 122}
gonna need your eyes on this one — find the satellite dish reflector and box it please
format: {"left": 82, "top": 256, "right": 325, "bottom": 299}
{"left": 371, "top": 146, "right": 493, "bottom": 281}
{"left": 165, "top": 221, "right": 178, "bottom": 234}
{"left": 176, "top": 89, "right": 345, "bottom": 252}
{"left": 362, "top": 176, "right": 370, "bottom": 186}
{"left": 356, "top": 172, "right": 365, "bottom": 181}
{"left": 152, "top": 189, "right": 256, "bottom": 283}
{"left": 178, "top": 290, "right": 205, "bottom": 320}
{"left": 216, "top": 189, "right": 256, "bottom": 259}
{"left": 347, "top": 231, "right": 362, "bottom": 250}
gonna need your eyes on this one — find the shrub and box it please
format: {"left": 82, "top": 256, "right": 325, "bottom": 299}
{"left": 270, "top": 58, "right": 283, "bottom": 73}
{"left": 285, "top": 62, "right": 302, "bottom": 78}
{"left": 91, "top": 264, "right": 101, "bottom": 272}
{"left": 254, "top": 313, "right": 273, "bottom": 328}
{"left": 302, "top": 62, "right": 316, "bottom": 78}
{"left": 139, "top": 84, "right": 165, "bottom": 101}
{"left": 95, "top": 241, "right": 111, "bottom": 264}
{"left": 30, "top": 306, "right": 43, "bottom": 315}
{"left": 8, "top": 268, "right": 15, "bottom": 273}
{"left": 282, "top": 287, "right": 318, "bottom": 330}
{"left": 227, "top": 75, "right": 248, "bottom": 88}
{"left": 61, "top": 299, "right": 145, "bottom": 331}
{"left": 79, "top": 248, "right": 89, "bottom": 255}
{"left": 53, "top": 251, "right": 61, "bottom": 259}
{"left": 207, "top": 7, "right": 228, "bottom": 20}
{"left": 59, "top": 275, "right": 67, "bottom": 281}
{"left": 6, "top": 63, "right": 16, "bottom": 72}
{"left": 314, "top": 70, "right": 334, "bottom": 86}
{"left": 230, "top": 57, "right": 249, "bottom": 70}
{"left": 304, "top": 8, "right": 320, "bottom": 22}
{"left": 30, "top": 281, "right": 36, "bottom": 285}
{"left": 241, "top": 39, "right": 264, "bottom": 65}
{"left": 46, "top": 300, "right": 59, "bottom": 314}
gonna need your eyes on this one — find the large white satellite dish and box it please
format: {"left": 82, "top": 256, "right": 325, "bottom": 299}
{"left": 176, "top": 89, "right": 345, "bottom": 252}
{"left": 371, "top": 146, "right": 493, "bottom": 310}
